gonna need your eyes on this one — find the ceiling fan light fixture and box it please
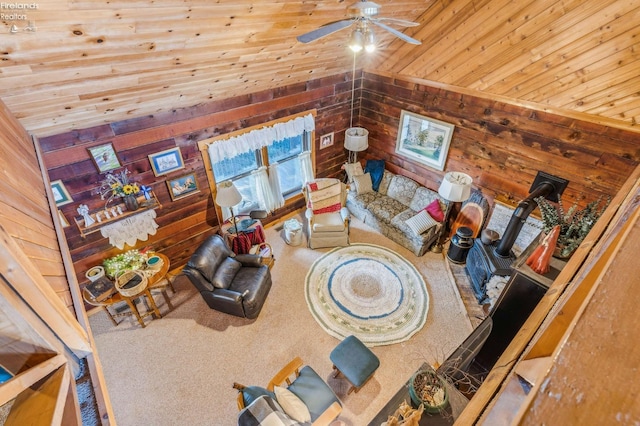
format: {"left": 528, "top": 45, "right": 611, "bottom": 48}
{"left": 349, "top": 28, "right": 364, "bottom": 52}
{"left": 364, "top": 29, "right": 376, "bottom": 52}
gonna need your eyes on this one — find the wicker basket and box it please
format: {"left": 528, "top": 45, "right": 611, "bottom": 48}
{"left": 115, "top": 270, "right": 148, "bottom": 297}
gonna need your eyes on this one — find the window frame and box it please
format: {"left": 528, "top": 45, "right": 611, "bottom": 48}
{"left": 198, "top": 110, "right": 317, "bottom": 222}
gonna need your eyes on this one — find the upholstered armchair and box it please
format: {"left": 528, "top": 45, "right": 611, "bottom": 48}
{"left": 303, "top": 178, "right": 350, "bottom": 249}
{"left": 182, "top": 234, "right": 272, "bottom": 319}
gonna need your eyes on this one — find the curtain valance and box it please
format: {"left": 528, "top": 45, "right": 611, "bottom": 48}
{"left": 207, "top": 113, "right": 315, "bottom": 161}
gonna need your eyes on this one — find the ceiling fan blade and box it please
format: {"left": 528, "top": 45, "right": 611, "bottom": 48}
{"left": 371, "top": 20, "right": 421, "bottom": 45}
{"left": 374, "top": 17, "right": 419, "bottom": 27}
{"left": 297, "top": 19, "right": 355, "bottom": 43}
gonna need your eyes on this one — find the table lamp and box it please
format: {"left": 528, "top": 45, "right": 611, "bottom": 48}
{"left": 215, "top": 180, "right": 242, "bottom": 234}
{"left": 431, "top": 171, "right": 473, "bottom": 253}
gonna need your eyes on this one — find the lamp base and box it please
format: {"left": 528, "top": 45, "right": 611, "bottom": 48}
{"left": 430, "top": 242, "right": 444, "bottom": 254}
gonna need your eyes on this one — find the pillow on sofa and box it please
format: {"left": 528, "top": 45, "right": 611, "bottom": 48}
{"left": 274, "top": 386, "right": 311, "bottom": 423}
{"left": 425, "top": 199, "right": 445, "bottom": 222}
{"left": 343, "top": 162, "right": 364, "bottom": 184}
{"left": 353, "top": 173, "right": 373, "bottom": 195}
{"left": 212, "top": 257, "right": 242, "bottom": 289}
{"left": 406, "top": 210, "right": 439, "bottom": 235}
{"left": 364, "top": 159, "right": 385, "bottom": 191}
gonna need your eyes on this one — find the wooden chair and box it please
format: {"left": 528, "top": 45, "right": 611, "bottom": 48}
{"left": 235, "top": 357, "right": 342, "bottom": 426}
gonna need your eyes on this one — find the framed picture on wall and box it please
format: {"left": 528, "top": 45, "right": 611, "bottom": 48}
{"left": 319, "top": 132, "right": 334, "bottom": 149}
{"left": 87, "top": 143, "right": 121, "bottom": 173}
{"left": 167, "top": 173, "right": 199, "bottom": 201}
{"left": 395, "top": 110, "right": 455, "bottom": 171}
{"left": 149, "top": 147, "right": 185, "bottom": 176}
{"left": 50, "top": 179, "right": 74, "bottom": 207}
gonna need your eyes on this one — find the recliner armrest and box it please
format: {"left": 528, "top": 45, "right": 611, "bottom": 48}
{"left": 234, "top": 254, "right": 264, "bottom": 267}
{"left": 182, "top": 265, "right": 215, "bottom": 292}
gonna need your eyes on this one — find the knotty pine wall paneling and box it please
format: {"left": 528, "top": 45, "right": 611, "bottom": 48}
{"left": 359, "top": 73, "right": 640, "bottom": 211}
{"left": 39, "top": 73, "right": 358, "bottom": 283}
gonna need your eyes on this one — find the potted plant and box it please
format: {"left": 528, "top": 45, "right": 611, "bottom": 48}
{"left": 535, "top": 195, "right": 610, "bottom": 258}
{"left": 408, "top": 369, "right": 449, "bottom": 414}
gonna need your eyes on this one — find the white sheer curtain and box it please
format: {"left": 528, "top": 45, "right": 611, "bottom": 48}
{"left": 267, "top": 163, "right": 285, "bottom": 210}
{"left": 252, "top": 166, "right": 279, "bottom": 212}
{"left": 207, "top": 113, "right": 315, "bottom": 162}
{"left": 299, "top": 151, "right": 314, "bottom": 185}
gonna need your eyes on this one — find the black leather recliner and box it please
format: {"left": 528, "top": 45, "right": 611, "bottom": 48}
{"left": 182, "top": 234, "right": 272, "bottom": 319}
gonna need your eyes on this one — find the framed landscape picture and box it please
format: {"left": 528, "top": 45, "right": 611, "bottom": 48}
{"left": 167, "top": 173, "right": 199, "bottom": 201}
{"left": 395, "top": 110, "right": 455, "bottom": 171}
{"left": 149, "top": 147, "right": 185, "bottom": 176}
{"left": 50, "top": 179, "right": 73, "bottom": 206}
{"left": 88, "top": 143, "right": 121, "bottom": 173}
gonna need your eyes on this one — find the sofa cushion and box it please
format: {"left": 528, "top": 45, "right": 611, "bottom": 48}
{"left": 409, "top": 187, "right": 441, "bottom": 212}
{"left": 387, "top": 175, "right": 420, "bottom": 206}
{"left": 364, "top": 159, "right": 385, "bottom": 191}
{"left": 405, "top": 210, "right": 439, "bottom": 235}
{"left": 212, "top": 257, "right": 242, "bottom": 289}
{"left": 353, "top": 173, "right": 373, "bottom": 195}
{"left": 378, "top": 170, "right": 394, "bottom": 195}
{"left": 391, "top": 210, "right": 440, "bottom": 243}
{"left": 274, "top": 386, "right": 311, "bottom": 423}
{"left": 368, "top": 197, "right": 409, "bottom": 224}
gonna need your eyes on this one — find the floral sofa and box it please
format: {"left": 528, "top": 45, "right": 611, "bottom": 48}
{"left": 346, "top": 167, "right": 445, "bottom": 256}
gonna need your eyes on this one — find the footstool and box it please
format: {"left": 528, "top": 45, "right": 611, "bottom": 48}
{"left": 330, "top": 335, "right": 380, "bottom": 394}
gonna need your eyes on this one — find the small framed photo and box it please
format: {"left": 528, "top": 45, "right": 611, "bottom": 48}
{"left": 50, "top": 179, "right": 74, "bottom": 207}
{"left": 87, "top": 143, "right": 121, "bottom": 173}
{"left": 396, "top": 110, "right": 455, "bottom": 171}
{"left": 167, "top": 172, "right": 199, "bottom": 201}
{"left": 319, "top": 132, "right": 334, "bottom": 149}
{"left": 149, "top": 147, "right": 185, "bottom": 176}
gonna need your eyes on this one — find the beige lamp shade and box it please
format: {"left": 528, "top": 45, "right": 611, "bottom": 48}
{"left": 438, "top": 172, "right": 473, "bottom": 202}
{"left": 215, "top": 180, "right": 242, "bottom": 207}
{"left": 344, "top": 127, "right": 369, "bottom": 152}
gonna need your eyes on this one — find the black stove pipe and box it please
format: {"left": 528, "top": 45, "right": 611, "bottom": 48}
{"left": 494, "top": 182, "right": 555, "bottom": 257}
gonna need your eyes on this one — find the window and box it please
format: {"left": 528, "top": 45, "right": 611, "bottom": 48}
{"left": 201, "top": 111, "right": 316, "bottom": 216}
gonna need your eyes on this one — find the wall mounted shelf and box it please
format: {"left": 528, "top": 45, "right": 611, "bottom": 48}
{"left": 74, "top": 192, "right": 161, "bottom": 238}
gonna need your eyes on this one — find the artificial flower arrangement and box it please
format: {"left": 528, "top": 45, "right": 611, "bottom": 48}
{"left": 535, "top": 195, "right": 610, "bottom": 258}
{"left": 103, "top": 249, "right": 148, "bottom": 278}
{"left": 97, "top": 168, "right": 140, "bottom": 204}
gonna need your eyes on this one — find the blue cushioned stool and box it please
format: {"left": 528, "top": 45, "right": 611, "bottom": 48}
{"left": 330, "top": 335, "right": 380, "bottom": 394}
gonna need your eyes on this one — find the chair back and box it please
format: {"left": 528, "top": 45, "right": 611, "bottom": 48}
{"left": 186, "top": 234, "right": 232, "bottom": 284}
{"left": 304, "top": 178, "right": 346, "bottom": 214}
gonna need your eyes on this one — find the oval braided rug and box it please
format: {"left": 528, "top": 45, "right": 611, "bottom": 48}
{"left": 305, "top": 243, "right": 429, "bottom": 346}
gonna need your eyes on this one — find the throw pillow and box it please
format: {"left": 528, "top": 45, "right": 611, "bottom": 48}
{"left": 353, "top": 173, "right": 373, "bottom": 195}
{"left": 212, "top": 257, "right": 242, "bottom": 289}
{"left": 406, "top": 209, "right": 439, "bottom": 235}
{"left": 274, "top": 385, "right": 311, "bottom": 423}
{"left": 343, "top": 162, "right": 364, "bottom": 184}
{"left": 241, "top": 386, "right": 276, "bottom": 407}
{"left": 364, "top": 159, "right": 385, "bottom": 191}
{"left": 425, "top": 199, "right": 445, "bottom": 222}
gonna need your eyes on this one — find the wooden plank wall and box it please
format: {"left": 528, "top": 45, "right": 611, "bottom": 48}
{"left": 0, "top": 100, "right": 74, "bottom": 309}
{"left": 359, "top": 72, "right": 640, "bottom": 209}
{"left": 38, "top": 73, "right": 356, "bottom": 283}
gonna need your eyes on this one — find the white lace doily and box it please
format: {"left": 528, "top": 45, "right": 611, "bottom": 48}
{"left": 100, "top": 210, "right": 159, "bottom": 249}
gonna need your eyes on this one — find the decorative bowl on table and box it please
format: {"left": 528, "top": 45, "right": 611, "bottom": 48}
{"left": 146, "top": 255, "right": 163, "bottom": 269}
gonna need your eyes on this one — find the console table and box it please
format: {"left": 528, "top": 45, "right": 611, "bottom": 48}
{"left": 368, "top": 363, "right": 469, "bottom": 425}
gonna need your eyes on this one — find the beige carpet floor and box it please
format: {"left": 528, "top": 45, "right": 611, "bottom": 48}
{"left": 89, "top": 215, "right": 473, "bottom": 425}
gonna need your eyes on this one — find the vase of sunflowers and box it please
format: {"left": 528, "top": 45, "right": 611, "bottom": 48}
{"left": 97, "top": 168, "right": 141, "bottom": 211}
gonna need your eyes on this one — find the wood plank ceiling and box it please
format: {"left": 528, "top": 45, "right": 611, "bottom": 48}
{"left": 0, "top": 0, "right": 638, "bottom": 137}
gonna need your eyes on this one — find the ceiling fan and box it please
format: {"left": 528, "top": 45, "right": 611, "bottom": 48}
{"left": 297, "top": 1, "right": 421, "bottom": 51}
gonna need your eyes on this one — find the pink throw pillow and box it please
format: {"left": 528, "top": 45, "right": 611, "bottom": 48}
{"left": 425, "top": 200, "right": 445, "bottom": 222}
